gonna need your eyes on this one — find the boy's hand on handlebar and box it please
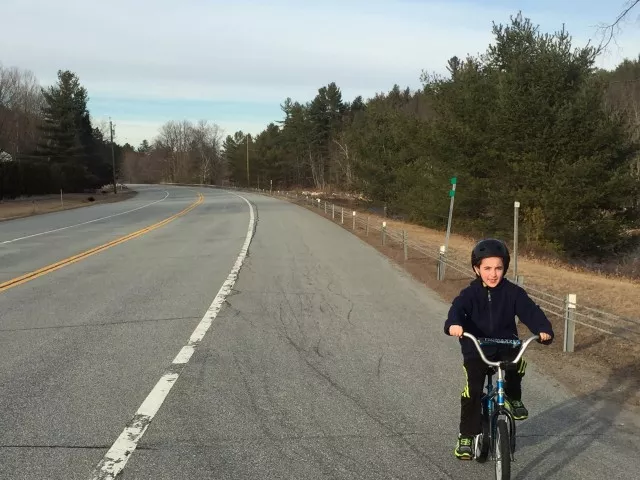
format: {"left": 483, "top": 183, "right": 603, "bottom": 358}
{"left": 449, "top": 325, "right": 464, "bottom": 338}
{"left": 539, "top": 332, "right": 552, "bottom": 342}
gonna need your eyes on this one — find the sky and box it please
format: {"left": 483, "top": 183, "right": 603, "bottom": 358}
{"left": 2, "top": 0, "right": 640, "bottom": 147}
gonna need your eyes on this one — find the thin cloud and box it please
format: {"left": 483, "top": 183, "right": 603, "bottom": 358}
{"left": 2, "top": 0, "right": 638, "bottom": 146}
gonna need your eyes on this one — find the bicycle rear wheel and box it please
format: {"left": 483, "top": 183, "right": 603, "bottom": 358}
{"left": 494, "top": 417, "right": 511, "bottom": 480}
{"left": 475, "top": 402, "right": 490, "bottom": 462}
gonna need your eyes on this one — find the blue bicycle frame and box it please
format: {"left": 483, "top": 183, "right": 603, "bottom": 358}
{"left": 463, "top": 333, "right": 540, "bottom": 463}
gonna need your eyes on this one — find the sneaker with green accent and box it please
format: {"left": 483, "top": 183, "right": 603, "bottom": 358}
{"left": 454, "top": 434, "right": 474, "bottom": 460}
{"left": 506, "top": 399, "right": 529, "bottom": 420}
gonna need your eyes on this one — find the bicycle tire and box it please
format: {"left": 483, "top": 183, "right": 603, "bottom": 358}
{"left": 494, "top": 417, "right": 511, "bottom": 480}
{"left": 475, "top": 403, "right": 490, "bottom": 462}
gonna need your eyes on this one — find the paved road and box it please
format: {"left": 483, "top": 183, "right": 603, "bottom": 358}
{"left": 0, "top": 185, "right": 637, "bottom": 479}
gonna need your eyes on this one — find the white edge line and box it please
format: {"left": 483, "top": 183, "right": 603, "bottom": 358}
{"left": 1, "top": 190, "right": 170, "bottom": 245}
{"left": 89, "top": 192, "right": 255, "bottom": 480}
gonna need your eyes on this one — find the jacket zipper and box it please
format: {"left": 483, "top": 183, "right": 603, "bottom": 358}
{"left": 487, "top": 289, "right": 493, "bottom": 334}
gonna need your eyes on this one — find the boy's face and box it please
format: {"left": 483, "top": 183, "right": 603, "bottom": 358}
{"left": 474, "top": 257, "right": 504, "bottom": 288}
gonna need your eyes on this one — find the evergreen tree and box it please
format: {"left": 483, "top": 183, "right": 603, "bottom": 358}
{"left": 422, "top": 13, "right": 638, "bottom": 257}
{"left": 37, "top": 70, "right": 86, "bottom": 165}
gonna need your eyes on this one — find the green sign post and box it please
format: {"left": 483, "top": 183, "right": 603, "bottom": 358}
{"left": 442, "top": 176, "right": 457, "bottom": 280}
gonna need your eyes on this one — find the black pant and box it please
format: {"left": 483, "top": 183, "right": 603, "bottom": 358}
{"left": 459, "top": 350, "right": 527, "bottom": 436}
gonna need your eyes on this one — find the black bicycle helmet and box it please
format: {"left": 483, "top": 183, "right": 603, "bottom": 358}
{"left": 471, "top": 238, "right": 510, "bottom": 274}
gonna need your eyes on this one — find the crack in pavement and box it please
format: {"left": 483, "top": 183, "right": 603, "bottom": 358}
{"left": 284, "top": 338, "right": 456, "bottom": 479}
{"left": 314, "top": 337, "right": 326, "bottom": 358}
{"left": 0, "top": 316, "right": 202, "bottom": 332}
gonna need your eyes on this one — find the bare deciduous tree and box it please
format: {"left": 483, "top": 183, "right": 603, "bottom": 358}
{"left": 151, "top": 119, "right": 224, "bottom": 184}
{"left": 121, "top": 149, "right": 165, "bottom": 184}
{"left": 596, "top": 1, "right": 640, "bottom": 54}
{"left": 154, "top": 120, "right": 193, "bottom": 182}
{"left": 332, "top": 135, "right": 355, "bottom": 189}
{"left": 0, "top": 64, "right": 44, "bottom": 158}
{"left": 92, "top": 117, "right": 111, "bottom": 141}
{"left": 191, "top": 120, "right": 224, "bottom": 184}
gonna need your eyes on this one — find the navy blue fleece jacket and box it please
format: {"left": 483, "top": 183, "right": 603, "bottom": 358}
{"left": 444, "top": 277, "right": 554, "bottom": 360}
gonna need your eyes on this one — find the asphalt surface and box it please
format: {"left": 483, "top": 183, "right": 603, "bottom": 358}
{"left": 0, "top": 184, "right": 637, "bottom": 479}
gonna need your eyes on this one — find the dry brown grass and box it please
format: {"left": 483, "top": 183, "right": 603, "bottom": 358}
{"left": 0, "top": 189, "right": 137, "bottom": 221}
{"left": 379, "top": 215, "right": 640, "bottom": 320}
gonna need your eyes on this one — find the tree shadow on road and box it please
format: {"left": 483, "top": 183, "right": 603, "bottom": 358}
{"left": 511, "top": 357, "right": 640, "bottom": 480}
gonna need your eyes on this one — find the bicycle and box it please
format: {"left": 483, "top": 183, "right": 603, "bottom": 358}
{"left": 461, "top": 332, "right": 540, "bottom": 480}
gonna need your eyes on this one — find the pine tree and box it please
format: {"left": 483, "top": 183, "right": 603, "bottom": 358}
{"left": 37, "top": 70, "right": 86, "bottom": 164}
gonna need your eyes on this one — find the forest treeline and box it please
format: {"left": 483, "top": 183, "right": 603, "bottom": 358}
{"left": 131, "top": 14, "right": 640, "bottom": 260}
{"left": 220, "top": 14, "right": 639, "bottom": 260}
{"left": 4, "top": 13, "right": 640, "bottom": 262}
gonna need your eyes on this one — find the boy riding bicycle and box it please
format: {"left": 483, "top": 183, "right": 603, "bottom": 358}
{"left": 444, "top": 238, "right": 554, "bottom": 460}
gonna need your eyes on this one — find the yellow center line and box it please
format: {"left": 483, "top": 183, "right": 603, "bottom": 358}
{"left": 0, "top": 192, "right": 204, "bottom": 294}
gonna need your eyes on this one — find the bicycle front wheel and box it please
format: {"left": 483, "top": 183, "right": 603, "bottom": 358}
{"left": 494, "top": 417, "right": 511, "bottom": 480}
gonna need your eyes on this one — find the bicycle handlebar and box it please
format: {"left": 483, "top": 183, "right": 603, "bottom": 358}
{"left": 462, "top": 332, "right": 539, "bottom": 368}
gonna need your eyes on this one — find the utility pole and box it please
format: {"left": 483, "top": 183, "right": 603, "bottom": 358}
{"left": 110, "top": 118, "right": 117, "bottom": 194}
{"left": 246, "top": 134, "right": 250, "bottom": 188}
